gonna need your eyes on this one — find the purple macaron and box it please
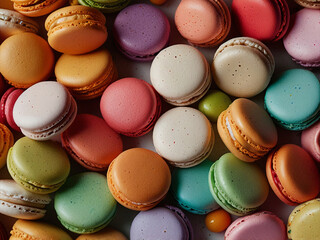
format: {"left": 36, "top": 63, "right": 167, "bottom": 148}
{"left": 130, "top": 205, "right": 194, "bottom": 240}
{"left": 113, "top": 3, "right": 170, "bottom": 61}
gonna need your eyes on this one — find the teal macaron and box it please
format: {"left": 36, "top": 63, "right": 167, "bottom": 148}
{"left": 264, "top": 69, "right": 320, "bottom": 131}
{"left": 208, "top": 153, "right": 269, "bottom": 216}
{"left": 171, "top": 159, "right": 220, "bottom": 215}
{"left": 78, "top": 0, "right": 130, "bottom": 13}
{"left": 54, "top": 172, "right": 117, "bottom": 234}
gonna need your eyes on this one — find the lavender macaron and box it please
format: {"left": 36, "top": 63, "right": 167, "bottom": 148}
{"left": 113, "top": 3, "right": 170, "bottom": 61}
{"left": 130, "top": 205, "right": 194, "bottom": 240}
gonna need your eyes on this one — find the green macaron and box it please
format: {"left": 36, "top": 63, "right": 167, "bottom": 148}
{"left": 78, "top": 0, "right": 130, "bottom": 13}
{"left": 7, "top": 137, "right": 70, "bottom": 194}
{"left": 208, "top": 153, "right": 269, "bottom": 216}
{"left": 54, "top": 172, "right": 117, "bottom": 234}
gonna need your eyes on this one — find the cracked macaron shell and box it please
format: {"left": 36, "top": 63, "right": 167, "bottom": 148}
{"left": 7, "top": 137, "right": 70, "bottom": 194}
{"left": 208, "top": 153, "right": 269, "bottom": 216}
{"left": 217, "top": 98, "right": 277, "bottom": 162}
{"left": 266, "top": 144, "right": 320, "bottom": 206}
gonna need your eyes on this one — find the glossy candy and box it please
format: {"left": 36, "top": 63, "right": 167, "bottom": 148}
{"left": 205, "top": 209, "right": 231, "bottom": 233}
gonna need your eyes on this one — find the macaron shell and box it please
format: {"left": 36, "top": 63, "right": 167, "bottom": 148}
{"left": 107, "top": 148, "right": 171, "bottom": 210}
{"left": 153, "top": 107, "right": 214, "bottom": 167}
{"left": 4, "top": 88, "right": 23, "bottom": 131}
{"left": 78, "top": 0, "right": 130, "bottom": 13}
{"left": 287, "top": 199, "right": 320, "bottom": 240}
{"left": 0, "top": 33, "right": 54, "bottom": 88}
{"left": 301, "top": 121, "right": 320, "bottom": 162}
{"left": 10, "top": 219, "right": 73, "bottom": 240}
{"left": 61, "top": 114, "right": 123, "bottom": 171}
{"left": 76, "top": 227, "right": 128, "bottom": 240}
{"left": 266, "top": 144, "right": 320, "bottom": 205}
{"left": 13, "top": 0, "right": 67, "bottom": 17}
{"left": 225, "top": 211, "right": 286, "bottom": 240}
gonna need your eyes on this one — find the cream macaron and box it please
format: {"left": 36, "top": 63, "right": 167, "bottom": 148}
{"left": 150, "top": 44, "right": 211, "bottom": 106}
{"left": 153, "top": 107, "right": 214, "bottom": 168}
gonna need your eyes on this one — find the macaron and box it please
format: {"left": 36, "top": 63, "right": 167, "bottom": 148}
{"left": 208, "top": 153, "right": 269, "bottom": 216}
{"left": 13, "top": 81, "right": 77, "bottom": 141}
{"left": 0, "top": 33, "right": 54, "bottom": 88}
{"left": 150, "top": 44, "right": 212, "bottom": 106}
{"left": 79, "top": 0, "right": 130, "bottom": 13}
{"left": 113, "top": 3, "right": 170, "bottom": 61}
{"left": 55, "top": 48, "right": 118, "bottom": 100}
{"left": 130, "top": 205, "right": 194, "bottom": 240}
{"left": 100, "top": 77, "right": 161, "bottom": 137}
{"left": 0, "top": 87, "right": 24, "bottom": 131}
{"left": 7, "top": 137, "right": 70, "bottom": 194}
{"left": 0, "top": 9, "right": 39, "bottom": 42}
{"left": 76, "top": 227, "right": 128, "bottom": 240}
{"left": 54, "top": 172, "right": 117, "bottom": 234}
{"left": 212, "top": 37, "right": 275, "bottom": 97}
{"left": 232, "top": 0, "right": 290, "bottom": 41}
{"left": 153, "top": 107, "right": 214, "bottom": 168}
{"left": 61, "top": 114, "right": 123, "bottom": 171}
{"left": 12, "top": 0, "right": 67, "bottom": 17}
{"left": 10, "top": 219, "right": 72, "bottom": 240}
{"left": 0, "top": 179, "right": 51, "bottom": 220}
{"left": 287, "top": 199, "right": 320, "bottom": 240}
{"left": 0, "top": 220, "right": 7, "bottom": 240}
{"left": 301, "top": 121, "right": 320, "bottom": 162}
{"left": 225, "top": 211, "right": 287, "bottom": 240}
{"left": 217, "top": 98, "right": 278, "bottom": 162}
{"left": 198, "top": 90, "right": 232, "bottom": 122}
{"left": 171, "top": 159, "right": 220, "bottom": 214}
{"left": 294, "top": 0, "right": 320, "bottom": 8}
{"left": 0, "top": 123, "right": 14, "bottom": 169}
{"left": 175, "top": 0, "right": 231, "bottom": 47}
{"left": 107, "top": 148, "right": 171, "bottom": 211}
{"left": 283, "top": 8, "right": 320, "bottom": 67}
{"left": 45, "top": 5, "right": 108, "bottom": 54}
{"left": 266, "top": 144, "right": 320, "bottom": 206}
{"left": 264, "top": 69, "right": 320, "bottom": 131}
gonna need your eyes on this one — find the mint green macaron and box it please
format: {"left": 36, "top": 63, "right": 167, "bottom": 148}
{"left": 7, "top": 137, "right": 70, "bottom": 194}
{"left": 78, "top": 0, "right": 130, "bottom": 13}
{"left": 54, "top": 172, "right": 117, "bottom": 234}
{"left": 208, "top": 153, "right": 269, "bottom": 216}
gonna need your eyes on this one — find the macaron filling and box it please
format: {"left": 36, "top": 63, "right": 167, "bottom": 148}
{"left": 0, "top": 14, "right": 38, "bottom": 32}
{"left": 13, "top": 0, "right": 60, "bottom": 11}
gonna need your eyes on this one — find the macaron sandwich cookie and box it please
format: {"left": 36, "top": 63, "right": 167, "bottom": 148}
{"left": 10, "top": 219, "right": 72, "bottom": 240}
{"left": 266, "top": 144, "right": 320, "bottom": 206}
{"left": 175, "top": 0, "right": 231, "bottom": 47}
{"left": 212, "top": 37, "right": 275, "bottom": 98}
{"left": 287, "top": 199, "right": 320, "bottom": 240}
{"left": 100, "top": 78, "right": 161, "bottom": 137}
{"left": 0, "top": 123, "right": 14, "bottom": 169}
{"left": 153, "top": 107, "right": 214, "bottom": 168}
{"left": 208, "top": 153, "right": 269, "bottom": 216}
{"left": 150, "top": 44, "right": 211, "bottom": 106}
{"left": 301, "top": 121, "right": 320, "bottom": 162}
{"left": 54, "top": 172, "right": 117, "bottom": 234}
{"left": 264, "top": 69, "right": 320, "bottom": 131}
{"left": 0, "top": 179, "right": 51, "bottom": 220}
{"left": 294, "top": 0, "right": 320, "bottom": 8}
{"left": 130, "top": 205, "right": 194, "bottom": 240}
{"left": 217, "top": 98, "right": 277, "bottom": 162}
{"left": 13, "top": 81, "right": 77, "bottom": 141}
{"left": 79, "top": 0, "right": 130, "bottom": 13}
{"left": 55, "top": 48, "right": 118, "bottom": 100}
{"left": 76, "top": 227, "right": 128, "bottom": 240}
{"left": 232, "top": 0, "right": 290, "bottom": 41}
{"left": 0, "top": 33, "right": 54, "bottom": 88}
{"left": 225, "top": 211, "right": 287, "bottom": 240}
{"left": 11, "top": 0, "right": 67, "bottom": 17}
{"left": 7, "top": 137, "right": 70, "bottom": 194}
{"left": 283, "top": 8, "right": 320, "bottom": 67}
{"left": 45, "top": 5, "right": 108, "bottom": 54}
{"left": 61, "top": 114, "right": 123, "bottom": 171}
{"left": 113, "top": 3, "right": 170, "bottom": 61}
{"left": 107, "top": 148, "right": 171, "bottom": 211}
{"left": 0, "top": 9, "right": 39, "bottom": 42}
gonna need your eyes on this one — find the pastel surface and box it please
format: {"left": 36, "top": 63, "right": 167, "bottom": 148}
{"left": 301, "top": 121, "right": 320, "bottom": 162}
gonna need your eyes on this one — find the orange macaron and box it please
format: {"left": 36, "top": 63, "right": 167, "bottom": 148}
{"left": 12, "top": 0, "right": 67, "bottom": 17}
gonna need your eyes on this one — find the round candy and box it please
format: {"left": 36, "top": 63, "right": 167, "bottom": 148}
{"left": 205, "top": 209, "right": 231, "bottom": 232}
{"left": 198, "top": 90, "right": 231, "bottom": 122}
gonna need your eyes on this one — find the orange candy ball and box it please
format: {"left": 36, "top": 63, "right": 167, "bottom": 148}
{"left": 150, "top": 0, "right": 167, "bottom": 5}
{"left": 205, "top": 209, "right": 231, "bottom": 233}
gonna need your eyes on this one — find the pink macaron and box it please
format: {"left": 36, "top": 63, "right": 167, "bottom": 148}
{"left": 0, "top": 87, "right": 24, "bottom": 131}
{"left": 301, "top": 121, "right": 320, "bottom": 162}
{"left": 225, "top": 211, "right": 287, "bottom": 240}
{"left": 100, "top": 77, "right": 161, "bottom": 137}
